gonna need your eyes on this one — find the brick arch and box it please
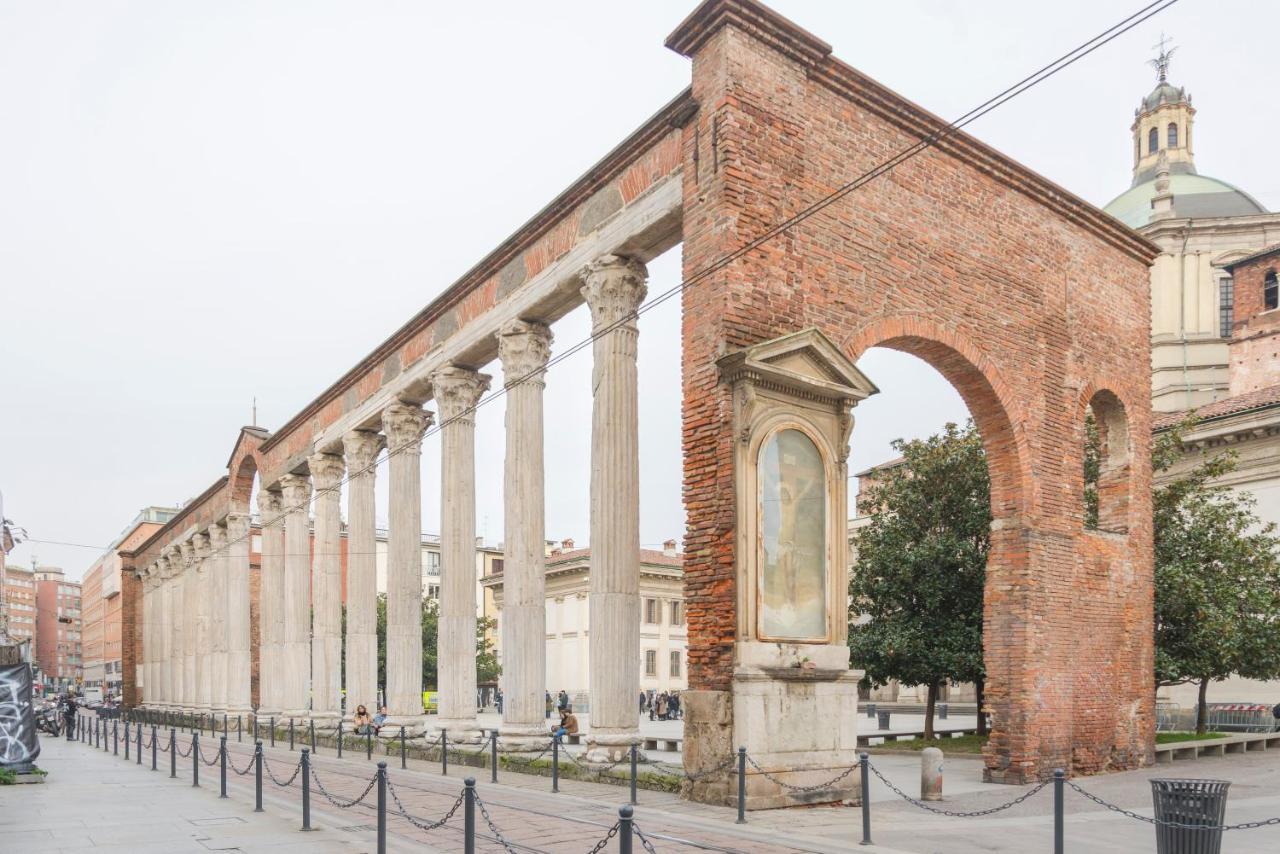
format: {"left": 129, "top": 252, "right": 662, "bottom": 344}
{"left": 844, "top": 314, "right": 1031, "bottom": 521}
{"left": 226, "top": 434, "right": 267, "bottom": 516}
{"left": 1076, "top": 383, "right": 1135, "bottom": 535}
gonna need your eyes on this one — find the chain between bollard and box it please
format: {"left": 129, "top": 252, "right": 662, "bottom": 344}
{"left": 867, "top": 759, "right": 1051, "bottom": 817}
{"left": 385, "top": 776, "right": 467, "bottom": 831}
{"left": 310, "top": 767, "right": 379, "bottom": 807}
{"left": 1065, "top": 780, "right": 1280, "bottom": 831}
{"left": 263, "top": 753, "right": 303, "bottom": 787}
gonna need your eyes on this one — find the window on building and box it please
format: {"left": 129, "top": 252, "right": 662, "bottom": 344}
{"left": 490, "top": 558, "right": 504, "bottom": 575}
{"left": 1266, "top": 270, "right": 1279, "bottom": 311}
{"left": 427, "top": 584, "right": 440, "bottom": 599}
{"left": 1148, "top": 127, "right": 1159, "bottom": 154}
{"left": 669, "top": 600, "right": 684, "bottom": 626}
{"left": 670, "top": 650, "right": 682, "bottom": 678}
{"left": 1167, "top": 122, "right": 1178, "bottom": 148}
{"left": 1219, "top": 277, "right": 1234, "bottom": 338}
{"left": 425, "top": 551, "right": 441, "bottom": 576}
{"left": 644, "top": 598, "right": 659, "bottom": 624}
{"left": 644, "top": 649, "right": 657, "bottom": 677}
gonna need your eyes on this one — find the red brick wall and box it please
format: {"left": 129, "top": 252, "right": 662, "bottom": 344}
{"left": 673, "top": 0, "right": 1155, "bottom": 782}
{"left": 1228, "top": 253, "right": 1280, "bottom": 396}
{"left": 120, "top": 564, "right": 140, "bottom": 708}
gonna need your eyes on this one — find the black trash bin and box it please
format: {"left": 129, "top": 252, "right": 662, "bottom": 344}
{"left": 1150, "top": 778, "right": 1230, "bottom": 854}
{"left": 877, "top": 711, "right": 891, "bottom": 730}
{"left": 937, "top": 703, "right": 949, "bottom": 720}
{"left": 865, "top": 703, "right": 877, "bottom": 719}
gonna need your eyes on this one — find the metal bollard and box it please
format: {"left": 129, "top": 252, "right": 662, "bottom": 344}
{"left": 301, "top": 749, "right": 312, "bottom": 831}
{"left": 252, "top": 714, "right": 258, "bottom": 743}
{"left": 124, "top": 721, "right": 129, "bottom": 760}
{"left": 289, "top": 718, "right": 295, "bottom": 751}
{"left": 238, "top": 715, "right": 243, "bottom": 743}
{"left": 630, "top": 742, "right": 638, "bottom": 805}
{"left": 136, "top": 721, "right": 142, "bottom": 764}
{"left": 223, "top": 713, "right": 228, "bottom": 739}
{"left": 399, "top": 726, "right": 406, "bottom": 770}
{"left": 192, "top": 732, "right": 200, "bottom": 787}
{"left": 219, "top": 736, "right": 228, "bottom": 798}
{"left": 490, "top": 730, "right": 498, "bottom": 784}
{"left": 337, "top": 721, "right": 343, "bottom": 758}
{"left": 254, "top": 741, "right": 264, "bottom": 812}
{"left": 1053, "top": 769, "right": 1064, "bottom": 854}
{"left": 376, "top": 762, "right": 388, "bottom": 854}
{"left": 463, "top": 777, "right": 476, "bottom": 854}
{"left": 859, "top": 752, "right": 872, "bottom": 846}
{"left": 619, "top": 805, "right": 634, "bottom": 854}
{"left": 551, "top": 736, "right": 560, "bottom": 793}
{"left": 270, "top": 716, "right": 275, "bottom": 747}
{"left": 169, "top": 729, "right": 177, "bottom": 778}
{"left": 309, "top": 720, "right": 315, "bottom": 753}
{"left": 920, "top": 747, "right": 943, "bottom": 801}
{"left": 113, "top": 719, "right": 119, "bottom": 755}
{"left": 736, "top": 747, "right": 747, "bottom": 824}
{"left": 367, "top": 726, "right": 373, "bottom": 761}
{"left": 442, "top": 729, "right": 449, "bottom": 776}
{"left": 151, "top": 725, "right": 157, "bottom": 770}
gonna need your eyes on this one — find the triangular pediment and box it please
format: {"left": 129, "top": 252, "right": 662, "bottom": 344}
{"left": 718, "top": 328, "right": 879, "bottom": 401}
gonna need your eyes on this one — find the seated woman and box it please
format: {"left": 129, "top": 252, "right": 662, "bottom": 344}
{"left": 550, "top": 708, "right": 579, "bottom": 740}
{"left": 353, "top": 704, "right": 374, "bottom": 735}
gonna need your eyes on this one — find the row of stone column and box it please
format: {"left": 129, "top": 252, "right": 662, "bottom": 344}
{"left": 139, "top": 254, "right": 646, "bottom": 759}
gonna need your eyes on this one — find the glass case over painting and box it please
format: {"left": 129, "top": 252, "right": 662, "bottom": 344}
{"left": 758, "top": 427, "right": 827, "bottom": 641}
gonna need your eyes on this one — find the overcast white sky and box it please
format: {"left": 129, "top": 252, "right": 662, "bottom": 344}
{"left": 3, "top": 0, "right": 1277, "bottom": 579}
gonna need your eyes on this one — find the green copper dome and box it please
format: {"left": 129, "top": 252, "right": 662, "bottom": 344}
{"left": 1104, "top": 173, "right": 1267, "bottom": 229}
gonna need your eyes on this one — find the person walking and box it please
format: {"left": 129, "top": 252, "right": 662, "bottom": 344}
{"left": 638, "top": 691, "right": 647, "bottom": 714}
{"left": 61, "top": 692, "right": 78, "bottom": 740}
{"left": 557, "top": 689, "right": 569, "bottom": 712}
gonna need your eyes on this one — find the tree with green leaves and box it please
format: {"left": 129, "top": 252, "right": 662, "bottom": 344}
{"left": 848, "top": 421, "right": 989, "bottom": 739}
{"left": 1148, "top": 418, "right": 1280, "bottom": 734}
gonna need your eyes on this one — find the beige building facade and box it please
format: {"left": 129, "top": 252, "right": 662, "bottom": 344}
{"left": 482, "top": 540, "right": 688, "bottom": 710}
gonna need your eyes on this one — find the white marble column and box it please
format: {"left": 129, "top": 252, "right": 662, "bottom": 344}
{"left": 581, "top": 254, "right": 647, "bottom": 762}
{"left": 382, "top": 401, "right": 431, "bottom": 734}
{"left": 432, "top": 365, "right": 490, "bottom": 742}
{"left": 193, "top": 533, "right": 212, "bottom": 714}
{"left": 157, "top": 556, "right": 172, "bottom": 708}
{"left": 208, "top": 524, "right": 229, "bottom": 716}
{"left": 167, "top": 546, "right": 185, "bottom": 711}
{"left": 309, "top": 452, "right": 345, "bottom": 729}
{"left": 256, "top": 489, "right": 284, "bottom": 717}
{"left": 181, "top": 539, "right": 198, "bottom": 712}
{"left": 226, "top": 512, "right": 253, "bottom": 715}
{"left": 343, "top": 430, "right": 384, "bottom": 720}
{"left": 280, "top": 474, "right": 313, "bottom": 719}
{"left": 496, "top": 319, "right": 554, "bottom": 749}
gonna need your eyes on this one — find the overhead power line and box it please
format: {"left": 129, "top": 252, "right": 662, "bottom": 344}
{"left": 136, "top": 0, "right": 1183, "bottom": 565}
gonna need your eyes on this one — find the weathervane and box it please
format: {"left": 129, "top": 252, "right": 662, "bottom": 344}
{"left": 1149, "top": 33, "right": 1176, "bottom": 82}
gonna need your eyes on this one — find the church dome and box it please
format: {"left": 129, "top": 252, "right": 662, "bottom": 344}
{"left": 1104, "top": 173, "right": 1267, "bottom": 229}
{"left": 1142, "top": 81, "right": 1186, "bottom": 111}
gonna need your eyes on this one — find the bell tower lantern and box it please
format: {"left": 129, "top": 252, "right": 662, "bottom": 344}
{"left": 1130, "top": 36, "right": 1195, "bottom": 186}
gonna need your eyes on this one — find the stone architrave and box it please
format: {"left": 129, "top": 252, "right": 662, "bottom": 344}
{"left": 208, "top": 524, "right": 229, "bottom": 716}
{"left": 343, "top": 430, "right": 384, "bottom": 720}
{"left": 581, "top": 254, "right": 648, "bottom": 762}
{"left": 192, "top": 533, "right": 212, "bottom": 714}
{"left": 309, "top": 452, "right": 345, "bottom": 730}
{"left": 431, "top": 365, "right": 491, "bottom": 743}
{"left": 382, "top": 402, "right": 431, "bottom": 734}
{"left": 256, "top": 489, "right": 284, "bottom": 717}
{"left": 180, "top": 539, "right": 198, "bottom": 713}
{"left": 279, "top": 474, "right": 313, "bottom": 719}
{"left": 166, "top": 546, "right": 185, "bottom": 712}
{"left": 225, "top": 512, "right": 254, "bottom": 715}
{"left": 496, "top": 319, "right": 554, "bottom": 749}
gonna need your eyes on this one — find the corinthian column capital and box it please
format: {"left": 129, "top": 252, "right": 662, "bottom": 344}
{"left": 257, "top": 488, "right": 282, "bottom": 525}
{"left": 343, "top": 430, "right": 385, "bottom": 472}
{"left": 192, "top": 532, "right": 211, "bottom": 563}
{"left": 581, "top": 254, "right": 648, "bottom": 332}
{"left": 178, "top": 539, "right": 195, "bottom": 568}
{"left": 497, "top": 319, "right": 554, "bottom": 387}
{"left": 208, "top": 524, "right": 228, "bottom": 552}
{"left": 431, "top": 365, "right": 491, "bottom": 424}
{"left": 225, "top": 512, "right": 251, "bottom": 541}
{"left": 309, "top": 452, "right": 345, "bottom": 492}
{"left": 382, "top": 401, "right": 432, "bottom": 451}
{"left": 279, "top": 473, "right": 312, "bottom": 508}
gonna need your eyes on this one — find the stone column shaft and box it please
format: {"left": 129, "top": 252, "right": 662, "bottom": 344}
{"left": 256, "top": 490, "right": 284, "bottom": 717}
{"left": 309, "top": 452, "right": 345, "bottom": 728}
{"left": 181, "top": 540, "right": 197, "bottom": 711}
{"left": 497, "top": 320, "right": 553, "bottom": 747}
{"left": 167, "top": 548, "right": 184, "bottom": 710}
{"left": 432, "top": 365, "right": 491, "bottom": 742}
{"left": 208, "top": 524, "right": 229, "bottom": 716}
{"left": 193, "top": 534, "right": 212, "bottom": 713}
{"left": 281, "top": 474, "right": 313, "bottom": 719}
{"left": 383, "top": 402, "right": 431, "bottom": 733}
{"left": 343, "top": 431, "right": 384, "bottom": 720}
{"left": 226, "top": 513, "right": 253, "bottom": 715}
{"left": 157, "top": 557, "right": 171, "bottom": 707}
{"left": 582, "top": 255, "right": 647, "bottom": 761}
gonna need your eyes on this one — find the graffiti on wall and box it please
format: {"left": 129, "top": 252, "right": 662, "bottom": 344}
{"left": 0, "top": 663, "right": 40, "bottom": 770}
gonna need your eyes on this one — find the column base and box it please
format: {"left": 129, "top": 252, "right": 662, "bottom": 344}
{"left": 434, "top": 718, "right": 485, "bottom": 744}
{"left": 498, "top": 722, "right": 555, "bottom": 752}
{"left": 585, "top": 730, "right": 643, "bottom": 764}
{"left": 309, "top": 712, "right": 342, "bottom": 735}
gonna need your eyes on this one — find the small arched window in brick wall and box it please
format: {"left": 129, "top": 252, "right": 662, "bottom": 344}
{"left": 1265, "top": 270, "right": 1278, "bottom": 311}
{"left": 1083, "top": 390, "right": 1131, "bottom": 534}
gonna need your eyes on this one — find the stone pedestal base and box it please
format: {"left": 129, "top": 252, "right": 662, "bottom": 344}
{"left": 309, "top": 712, "right": 341, "bottom": 735}
{"left": 584, "top": 730, "right": 643, "bottom": 764}
{"left": 381, "top": 715, "right": 426, "bottom": 738}
{"left": 683, "top": 643, "right": 863, "bottom": 810}
{"left": 499, "top": 722, "right": 553, "bottom": 752}
{"left": 434, "top": 719, "right": 485, "bottom": 744}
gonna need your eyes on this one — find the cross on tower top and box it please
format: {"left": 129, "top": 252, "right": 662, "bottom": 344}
{"left": 1149, "top": 33, "right": 1176, "bottom": 82}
